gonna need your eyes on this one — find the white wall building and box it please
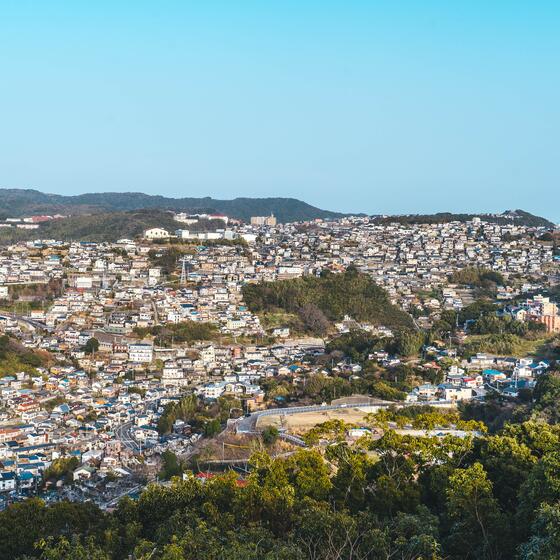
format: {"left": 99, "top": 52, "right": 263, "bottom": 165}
{"left": 143, "top": 228, "right": 170, "bottom": 240}
{"left": 128, "top": 343, "right": 154, "bottom": 363}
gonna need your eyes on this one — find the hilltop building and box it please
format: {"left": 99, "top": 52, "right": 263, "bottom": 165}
{"left": 250, "top": 214, "right": 277, "bottom": 226}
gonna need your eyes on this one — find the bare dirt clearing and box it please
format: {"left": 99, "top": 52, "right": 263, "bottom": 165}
{"left": 256, "top": 407, "right": 371, "bottom": 434}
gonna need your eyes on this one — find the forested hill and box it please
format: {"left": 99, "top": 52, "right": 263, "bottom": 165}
{"left": 242, "top": 268, "right": 415, "bottom": 333}
{"left": 0, "top": 188, "right": 345, "bottom": 223}
{"left": 0, "top": 209, "right": 228, "bottom": 244}
{"left": 373, "top": 209, "right": 555, "bottom": 228}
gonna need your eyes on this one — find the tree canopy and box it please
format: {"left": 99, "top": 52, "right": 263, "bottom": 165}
{"left": 243, "top": 268, "right": 415, "bottom": 334}
{"left": 3, "top": 414, "right": 560, "bottom": 559}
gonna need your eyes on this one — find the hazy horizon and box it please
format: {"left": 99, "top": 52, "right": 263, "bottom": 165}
{"left": 1, "top": 2, "right": 558, "bottom": 221}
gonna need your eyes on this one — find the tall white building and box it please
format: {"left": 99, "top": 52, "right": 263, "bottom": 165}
{"left": 128, "top": 343, "right": 153, "bottom": 363}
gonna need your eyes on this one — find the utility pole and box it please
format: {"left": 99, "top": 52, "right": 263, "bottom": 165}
{"left": 180, "top": 257, "right": 188, "bottom": 285}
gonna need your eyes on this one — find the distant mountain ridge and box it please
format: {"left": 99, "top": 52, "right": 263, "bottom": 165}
{"left": 0, "top": 188, "right": 554, "bottom": 229}
{"left": 0, "top": 188, "right": 345, "bottom": 223}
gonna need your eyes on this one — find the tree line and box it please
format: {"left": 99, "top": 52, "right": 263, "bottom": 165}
{"left": 3, "top": 371, "right": 560, "bottom": 558}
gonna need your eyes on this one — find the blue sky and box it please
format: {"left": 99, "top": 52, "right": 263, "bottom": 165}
{"left": 1, "top": 1, "right": 559, "bottom": 221}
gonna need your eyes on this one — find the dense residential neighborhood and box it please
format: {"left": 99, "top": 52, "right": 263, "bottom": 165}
{"left": 0, "top": 210, "right": 558, "bottom": 513}
{"left": 0, "top": 205, "right": 557, "bottom": 560}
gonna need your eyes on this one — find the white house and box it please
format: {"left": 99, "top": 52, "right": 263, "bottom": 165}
{"left": 73, "top": 465, "right": 96, "bottom": 481}
{"left": 0, "top": 472, "right": 16, "bottom": 492}
{"left": 128, "top": 343, "right": 153, "bottom": 363}
{"left": 437, "top": 384, "right": 473, "bottom": 402}
{"left": 143, "top": 228, "right": 170, "bottom": 240}
{"left": 197, "top": 382, "right": 226, "bottom": 399}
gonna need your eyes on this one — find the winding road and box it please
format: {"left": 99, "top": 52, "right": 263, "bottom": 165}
{"left": 236, "top": 399, "right": 454, "bottom": 433}
{"left": 0, "top": 312, "right": 52, "bottom": 332}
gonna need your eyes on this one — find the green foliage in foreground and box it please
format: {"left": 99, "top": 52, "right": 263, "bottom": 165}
{"left": 261, "top": 425, "right": 279, "bottom": 445}
{"left": 159, "top": 450, "right": 185, "bottom": 481}
{"left": 3, "top": 418, "right": 560, "bottom": 560}
{"left": 4, "top": 375, "right": 560, "bottom": 560}
{"left": 243, "top": 268, "right": 415, "bottom": 334}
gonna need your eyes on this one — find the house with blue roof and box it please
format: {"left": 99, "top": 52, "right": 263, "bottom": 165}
{"left": 483, "top": 369, "right": 507, "bottom": 381}
{"left": 17, "top": 471, "right": 35, "bottom": 490}
{"left": 53, "top": 403, "right": 70, "bottom": 414}
{"left": 0, "top": 472, "right": 16, "bottom": 492}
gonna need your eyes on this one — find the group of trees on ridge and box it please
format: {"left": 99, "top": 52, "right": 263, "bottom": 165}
{"left": 133, "top": 322, "right": 219, "bottom": 347}
{"left": 242, "top": 267, "right": 415, "bottom": 335}
{"left": 372, "top": 210, "right": 554, "bottom": 228}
